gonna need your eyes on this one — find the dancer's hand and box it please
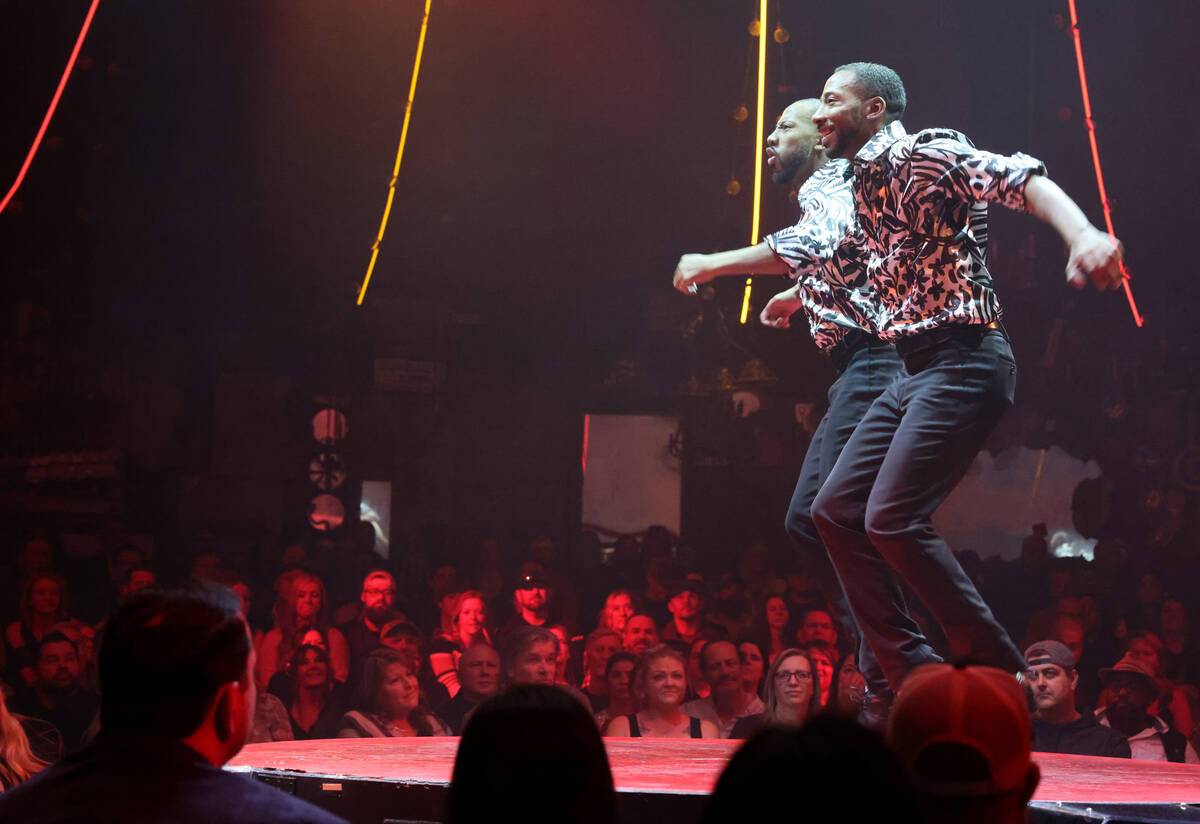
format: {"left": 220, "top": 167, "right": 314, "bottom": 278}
{"left": 760, "top": 287, "right": 803, "bottom": 328}
{"left": 1066, "top": 226, "right": 1124, "bottom": 291}
{"left": 673, "top": 254, "right": 714, "bottom": 294}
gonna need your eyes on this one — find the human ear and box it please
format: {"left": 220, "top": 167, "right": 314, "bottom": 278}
{"left": 213, "top": 684, "right": 233, "bottom": 743}
{"left": 864, "top": 96, "right": 887, "bottom": 122}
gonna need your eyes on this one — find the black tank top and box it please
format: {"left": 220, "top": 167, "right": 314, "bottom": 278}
{"left": 626, "top": 713, "right": 703, "bottom": 739}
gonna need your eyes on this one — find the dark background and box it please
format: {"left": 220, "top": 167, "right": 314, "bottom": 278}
{"left": 0, "top": 0, "right": 1195, "bottom": 575}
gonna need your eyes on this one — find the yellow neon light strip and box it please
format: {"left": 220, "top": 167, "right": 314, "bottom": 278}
{"left": 357, "top": 0, "right": 433, "bottom": 306}
{"left": 741, "top": 0, "right": 768, "bottom": 324}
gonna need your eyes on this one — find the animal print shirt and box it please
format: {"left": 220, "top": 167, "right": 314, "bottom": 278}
{"left": 764, "top": 158, "right": 880, "bottom": 352}
{"left": 850, "top": 121, "right": 1046, "bottom": 341}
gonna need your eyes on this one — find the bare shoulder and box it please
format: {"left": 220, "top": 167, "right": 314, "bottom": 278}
{"left": 699, "top": 719, "right": 721, "bottom": 739}
{"left": 603, "top": 714, "right": 631, "bottom": 737}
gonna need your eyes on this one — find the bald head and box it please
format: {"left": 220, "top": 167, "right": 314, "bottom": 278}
{"left": 766, "top": 98, "right": 826, "bottom": 185}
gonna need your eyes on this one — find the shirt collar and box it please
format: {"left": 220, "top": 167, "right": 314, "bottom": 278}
{"left": 853, "top": 120, "right": 907, "bottom": 164}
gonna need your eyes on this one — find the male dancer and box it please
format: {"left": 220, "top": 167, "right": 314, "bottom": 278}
{"left": 806, "top": 63, "right": 1123, "bottom": 705}
{"left": 672, "top": 98, "right": 899, "bottom": 699}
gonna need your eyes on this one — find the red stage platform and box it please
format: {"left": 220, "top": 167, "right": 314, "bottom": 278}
{"left": 229, "top": 737, "right": 1200, "bottom": 823}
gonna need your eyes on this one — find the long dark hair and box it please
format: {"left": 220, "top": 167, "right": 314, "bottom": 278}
{"left": 356, "top": 648, "right": 435, "bottom": 736}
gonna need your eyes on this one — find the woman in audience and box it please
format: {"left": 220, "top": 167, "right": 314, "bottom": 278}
{"left": 428, "top": 590, "right": 492, "bottom": 697}
{"left": 604, "top": 644, "right": 719, "bottom": 738}
{"left": 275, "top": 643, "right": 346, "bottom": 739}
{"left": 0, "top": 694, "right": 44, "bottom": 791}
{"left": 803, "top": 640, "right": 837, "bottom": 707}
{"left": 257, "top": 570, "right": 348, "bottom": 688}
{"left": 593, "top": 651, "right": 637, "bottom": 731}
{"left": 337, "top": 648, "right": 449, "bottom": 737}
{"left": 730, "top": 648, "right": 822, "bottom": 739}
{"left": 598, "top": 589, "right": 637, "bottom": 635}
{"left": 746, "top": 595, "right": 792, "bottom": 664}
{"left": 5, "top": 573, "right": 70, "bottom": 687}
{"left": 827, "top": 652, "right": 867, "bottom": 717}
{"left": 738, "top": 639, "right": 766, "bottom": 698}
{"left": 579, "top": 628, "right": 622, "bottom": 712}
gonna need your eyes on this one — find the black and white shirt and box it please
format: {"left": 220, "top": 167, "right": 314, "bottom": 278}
{"left": 850, "top": 121, "right": 1046, "bottom": 341}
{"left": 764, "top": 159, "right": 880, "bottom": 352}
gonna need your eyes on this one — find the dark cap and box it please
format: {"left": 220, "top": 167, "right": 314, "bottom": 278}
{"left": 1024, "top": 640, "right": 1075, "bottom": 670}
{"left": 516, "top": 562, "right": 547, "bottom": 590}
{"left": 668, "top": 578, "right": 706, "bottom": 601}
{"left": 1098, "top": 652, "right": 1159, "bottom": 691}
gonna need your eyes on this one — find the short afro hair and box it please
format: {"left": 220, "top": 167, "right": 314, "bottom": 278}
{"left": 835, "top": 62, "right": 906, "bottom": 120}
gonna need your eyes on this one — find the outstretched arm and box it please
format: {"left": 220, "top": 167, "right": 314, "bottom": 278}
{"left": 1023, "top": 176, "right": 1124, "bottom": 291}
{"left": 672, "top": 243, "right": 787, "bottom": 294}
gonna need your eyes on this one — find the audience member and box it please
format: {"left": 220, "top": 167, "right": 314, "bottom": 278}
{"left": 604, "top": 645, "right": 718, "bottom": 738}
{"left": 706, "top": 574, "right": 751, "bottom": 640}
{"left": 436, "top": 643, "right": 500, "bottom": 735}
{"left": 592, "top": 652, "right": 637, "bottom": 731}
{"left": 337, "top": 571, "right": 402, "bottom": 664}
{"left": 747, "top": 595, "right": 792, "bottom": 664}
{"left": 730, "top": 647, "right": 821, "bottom": 738}
{"left": 737, "top": 640, "right": 765, "bottom": 698}
{"left": 447, "top": 684, "right": 614, "bottom": 824}
{"left": 803, "top": 639, "right": 837, "bottom": 707}
{"left": 378, "top": 620, "right": 451, "bottom": 710}
{"left": 1023, "top": 640, "right": 1129, "bottom": 757}
{"left": 426, "top": 565, "right": 461, "bottom": 639}
{"left": 428, "top": 590, "right": 493, "bottom": 697}
{"left": 8, "top": 632, "right": 99, "bottom": 753}
{"left": 794, "top": 607, "right": 838, "bottom": 649}
{"left": 500, "top": 625, "right": 560, "bottom": 689}
{"left": 598, "top": 589, "right": 636, "bottom": 635}
{"left": 1123, "top": 630, "right": 1194, "bottom": 738}
{"left": 257, "top": 570, "right": 348, "bottom": 688}
{"left": 704, "top": 718, "right": 921, "bottom": 824}
{"left": 888, "top": 663, "right": 1040, "bottom": 824}
{"left": 622, "top": 614, "right": 659, "bottom": 656}
{"left": 1095, "top": 653, "right": 1197, "bottom": 763}
{"left": 547, "top": 624, "right": 572, "bottom": 684}
{"left": 498, "top": 566, "right": 551, "bottom": 645}
{"left": 0, "top": 693, "right": 45, "bottom": 791}
{"left": 0, "top": 586, "right": 346, "bottom": 823}
{"left": 5, "top": 573, "right": 70, "bottom": 687}
{"left": 1159, "top": 597, "right": 1200, "bottom": 686}
{"left": 681, "top": 640, "right": 763, "bottom": 737}
{"left": 661, "top": 581, "right": 712, "bottom": 647}
{"left": 337, "top": 648, "right": 449, "bottom": 737}
{"left": 273, "top": 644, "right": 345, "bottom": 739}
{"left": 827, "top": 652, "right": 867, "bottom": 717}
{"left": 580, "top": 628, "right": 622, "bottom": 712}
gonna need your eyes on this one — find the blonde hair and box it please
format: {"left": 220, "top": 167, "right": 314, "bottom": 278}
{"left": 0, "top": 697, "right": 45, "bottom": 790}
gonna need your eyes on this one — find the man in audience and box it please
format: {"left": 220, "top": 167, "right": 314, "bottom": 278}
{"left": 795, "top": 607, "right": 839, "bottom": 648}
{"left": 1024, "top": 640, "right": 1129, "bottom": 757}
{"left": 498, "top": 565, "right": 551, "bottom": 645}
{"left": 9, "top": 632, "right": 99, "bottom": 753}
{"left": 622, "top": 614, "right": 659, "bottom": 656}
{"left": 437, "top": 644, "right": 500, "bottom": 734}
{"left": 0, "top": 586, "right": 345, "bottom": 823}
{"left": 1095, "top": 653, "right": 1198, "bottom": 763}
{"left": 338, "top": 570, "right": 403, "bottom": 662}
{"left": 682, "top": 640, "right": 763, "bottom": 737}
{"left": 889, "top": 663, "right": 1040, "bottom": 824}
{"left": 660, "top": 581, "right": 712, "bottom": 647}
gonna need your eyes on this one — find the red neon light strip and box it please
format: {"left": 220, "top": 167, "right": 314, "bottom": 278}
{"left": 1066, "top": 0, "right": 1143, "bottom": 327}
{"left": 581, "top": 414, "right": 590, "bottom": 475}
{"left": 0, "top": 0, "right": 102, "bottom": 217}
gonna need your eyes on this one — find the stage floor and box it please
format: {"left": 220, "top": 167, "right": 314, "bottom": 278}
{"left": 230, "top": 736, "right": 1200, "bottom": 804}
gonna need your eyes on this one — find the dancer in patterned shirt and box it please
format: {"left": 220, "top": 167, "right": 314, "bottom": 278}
{"left": 805, "top": 62, "right": 1123, "bottom": 715}
{"left": 672, "top": 98, "right": 899, "bottom": 704}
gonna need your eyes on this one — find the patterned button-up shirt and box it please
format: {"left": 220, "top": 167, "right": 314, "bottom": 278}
{"left": 850, "top": 121, "right": 1046, "bottom": 341}
{"left": 764, "top": 159, "right": 880, "bottom": 352}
